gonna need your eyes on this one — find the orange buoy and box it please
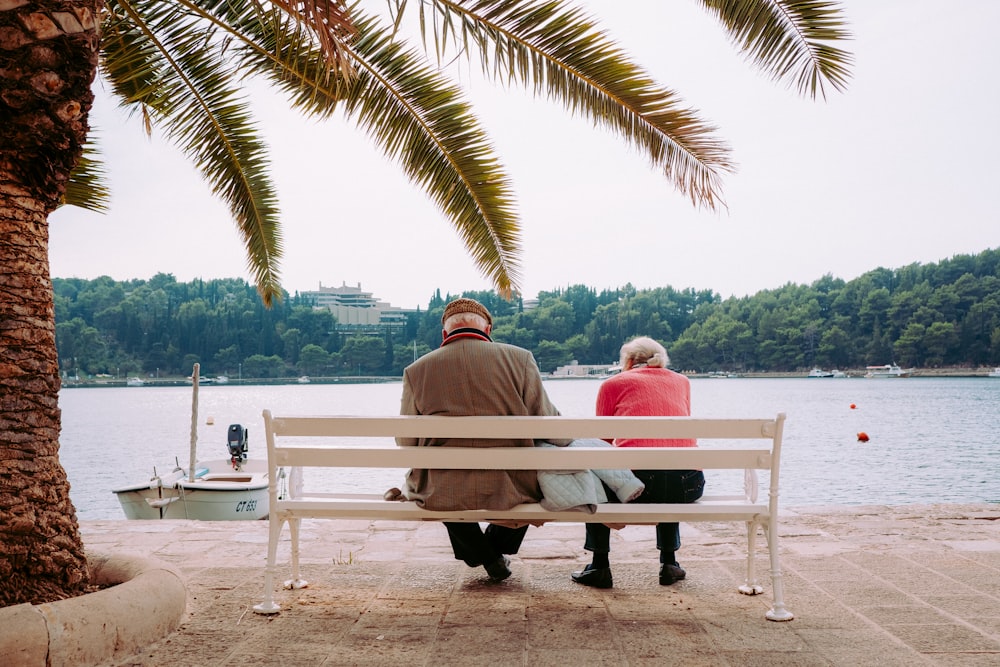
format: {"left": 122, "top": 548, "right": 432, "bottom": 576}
{"left": 849, "top": 404, "right": 857, "bottom": 410}
{"left": 857, "top": 431, "right": 869, "bottom": 442}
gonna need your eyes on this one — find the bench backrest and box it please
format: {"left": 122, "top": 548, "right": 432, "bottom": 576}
{"left": 262, "top": 411, "right": 785, "bottom": 493}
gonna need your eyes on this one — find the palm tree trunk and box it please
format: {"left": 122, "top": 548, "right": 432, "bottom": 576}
{"left": 0, "top": 0, "right": 102, "bottom": 605}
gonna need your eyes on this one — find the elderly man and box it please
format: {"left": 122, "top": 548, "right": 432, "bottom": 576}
{"left": 398, "top": 297, "right": 569, "bottom": 581}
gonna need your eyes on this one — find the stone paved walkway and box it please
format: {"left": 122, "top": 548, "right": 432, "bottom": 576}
{"left": 81, "top": 503, "right": 1000, "bottom": 666}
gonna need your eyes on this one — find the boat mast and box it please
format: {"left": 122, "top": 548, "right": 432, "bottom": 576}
{"left": 188, "top": 363, "right": 200, "bottom": 482}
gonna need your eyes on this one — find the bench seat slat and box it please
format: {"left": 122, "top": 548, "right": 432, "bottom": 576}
{"left": 298, "top": 492, "right": 753, "bottom": 502}
{"left": 275, "top": 498, "right": 767, "bottom": 523}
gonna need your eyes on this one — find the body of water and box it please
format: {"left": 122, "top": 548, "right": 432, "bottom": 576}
{"left": 57, "top": 377, "right": 1000, "bottom": 520}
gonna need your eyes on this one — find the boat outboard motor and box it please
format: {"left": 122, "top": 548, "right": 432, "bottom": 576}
{"left": 227, "top": 424, "right": 249, "bottom": 468}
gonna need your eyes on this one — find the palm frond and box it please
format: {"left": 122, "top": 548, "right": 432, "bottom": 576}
{"left": 266, "top": 0, "right": 357, "bottom": 77}
{"left": 343, "top": 17, "right": 522, "bottom": 294}
{"left": 203, "top": 3, "right": 522, "bottom": 295}
{"left": 196, "top": 0, "right": 353, "bottom": 111}
{"left": 699, "top": 0, "right": 853, "bottom": 99}
{"left": 401, "top": 0, "right": 734, "bottom": 211}
{"left": 101, "top": 0, "right": 284, "bottom": 305}
{"left": 63, "top": 137, "right": 111, "bottom": 212}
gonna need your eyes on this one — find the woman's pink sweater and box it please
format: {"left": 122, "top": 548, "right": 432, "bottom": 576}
{"left": 595, "top": 367, "right": 695, "bottom": 448}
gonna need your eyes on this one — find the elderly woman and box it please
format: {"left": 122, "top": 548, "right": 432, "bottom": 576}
{"left": 570, "top": 336, "right": 705, "bottom": 589}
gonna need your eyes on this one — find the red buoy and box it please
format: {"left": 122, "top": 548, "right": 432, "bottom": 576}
{"left": 857, "top": 431, "right": 870, "bottom": 442}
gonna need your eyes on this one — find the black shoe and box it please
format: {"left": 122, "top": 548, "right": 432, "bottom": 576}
{"left": 571, "top": 564, "right": 613, "bottom": 589}
{"left": 659, "top": 563, "right": 686, "bottom": 585}
{"left": 485, "top": 555, "right": 511, "bottom": 581}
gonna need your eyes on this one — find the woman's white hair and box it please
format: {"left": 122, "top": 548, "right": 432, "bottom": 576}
{"left": 619, "top": 336, "right": 670, "bottom": 368}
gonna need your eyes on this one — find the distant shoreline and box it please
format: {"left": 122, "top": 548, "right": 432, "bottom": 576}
{"left": 550, "top": 367, "right": 998, "bottom": 380}
{"left": 725, "top": 367, "right": 998, "bottom": 379}
{"left": 60, "top": 376, "right": 402, "bottom": 389}
{"left": 59, "top": 366, "right": 998, "bottom": 388}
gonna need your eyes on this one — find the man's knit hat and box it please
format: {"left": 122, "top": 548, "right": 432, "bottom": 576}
{"left": 441, "top": 298, "right": 492, "bottom": 327}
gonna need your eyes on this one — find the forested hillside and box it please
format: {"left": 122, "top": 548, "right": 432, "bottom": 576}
{"left": 54, "top": 248, "right": 1000, "bottom": 379}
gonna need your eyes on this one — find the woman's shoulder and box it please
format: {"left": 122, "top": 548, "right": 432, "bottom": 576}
{"left": 649, "top": 366, "right": 687, "bottom": 377}
{"left": 659, "top": 368, "right": 690, "bottom": 383}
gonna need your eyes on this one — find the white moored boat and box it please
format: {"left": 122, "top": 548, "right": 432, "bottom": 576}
{"left": 808, "top": 368, "right": 847, "bottom": 378}
{"left": 865, "top": 364, "right": 913, "bottom": 378}
{"left": 112, "top": 450, "right": 272, "bottom": 520}
{"left": 988, "top": 367, "right": 1000, "bottom": 378}
{"left": 112, "top": 364, "right": 278, "bottom": 520}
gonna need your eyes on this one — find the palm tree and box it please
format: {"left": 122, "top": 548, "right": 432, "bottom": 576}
{"left": 0, "top": 0, "right": 851, "bottom": 604}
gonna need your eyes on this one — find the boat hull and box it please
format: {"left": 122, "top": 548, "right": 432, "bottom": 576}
{"left": 113, "top": 459, "right": 271, "bottom": 520}
{"left": 115, "top": 486, "right": 269, "bottom": 520}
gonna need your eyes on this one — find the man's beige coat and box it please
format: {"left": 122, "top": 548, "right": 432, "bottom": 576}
{"left": 399, "top": 336, "right": 568, "bottom": 511}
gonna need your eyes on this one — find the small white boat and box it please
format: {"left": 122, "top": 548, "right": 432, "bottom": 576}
{"left": 112, "top": 364, "right": 277, "bottom": 520}
{"left": 865, "top": 364, "right": 913, "bottom": 378}
{"left": 297, "top": 375, "right": 311, "bottom": 384}
{"left": 112, "top": 452, "right": 272, "bottom": 520}
{"left": 187, "top": 375, "right": 228, "bottom": 385}
{"left": 808, "top": 368, "right": 848, "bottom": 378}
{"left": 125, "top": 377, "right": 145, "bottom": 387}
{"left": 988, "top": 368, "right": 1000, "bottom": 378}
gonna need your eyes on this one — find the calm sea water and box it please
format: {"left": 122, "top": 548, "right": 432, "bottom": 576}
{"left": 57, "top": 377, "right": 1000, "bottom": 520}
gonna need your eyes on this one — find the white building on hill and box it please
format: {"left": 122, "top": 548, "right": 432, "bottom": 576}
{"left": 300, "top": 282, "right": 414, "bottom": 330}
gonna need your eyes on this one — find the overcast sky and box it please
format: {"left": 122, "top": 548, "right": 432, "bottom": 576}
{"left": 49, "top": 1, "right": 999, "bottom": 310}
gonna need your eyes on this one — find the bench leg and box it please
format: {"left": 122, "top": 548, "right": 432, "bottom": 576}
{"left": 253, "top": 515, "right": 287, "bottom": 614}
{"left": 764, "top": 516, "right": 794, "bottom": 622}
{"left": 283, "top": 517, "right": 308, "bottom": 590}
{"left": 738, "top": 520, "right": 764, "bottom": 596}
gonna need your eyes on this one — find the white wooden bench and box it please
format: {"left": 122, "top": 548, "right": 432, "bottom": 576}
{"left": 254, "top": 410, "right": 793, "bottom": 621}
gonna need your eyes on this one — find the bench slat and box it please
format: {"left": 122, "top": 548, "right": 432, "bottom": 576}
{"left": 298, "top": 492, "right": 752, "bottom": 502}
{"left": 273, "top": 446, "right": 772, "bottom": 470}
{"left": 270, "top": 415, "right": 777, "bottom": 440}
{"left": 277, "top": 498, "right": 766, "bottom": 523}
